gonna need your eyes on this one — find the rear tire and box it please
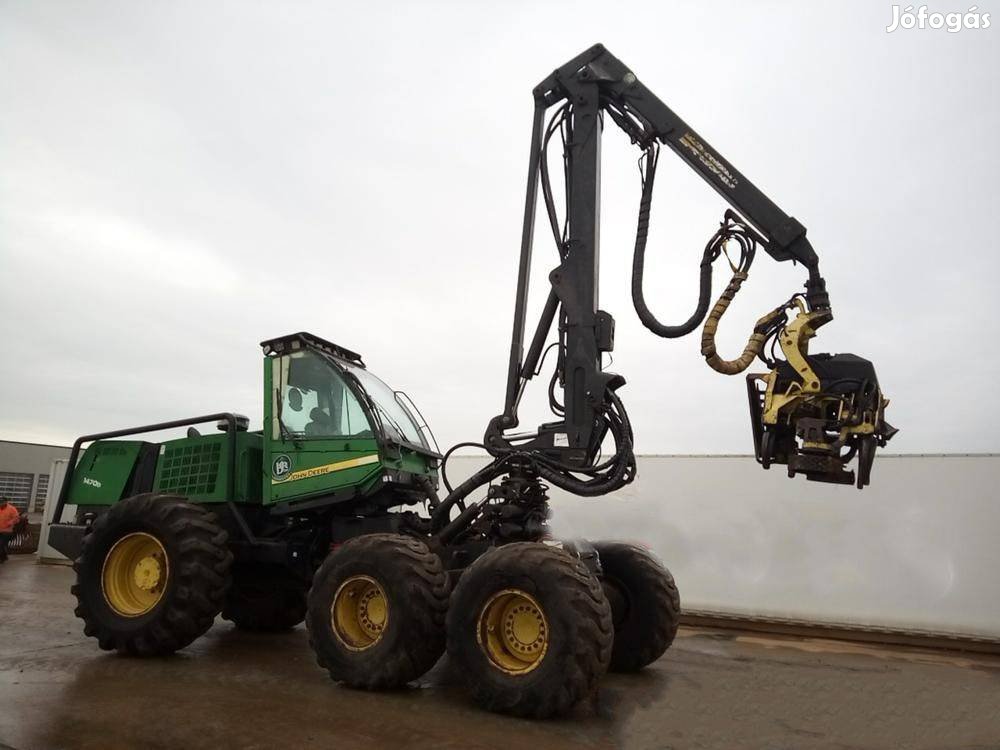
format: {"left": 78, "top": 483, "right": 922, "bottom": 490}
{"left": 306, "top": 534, "right": 449, "bottom": 689}
{"left": 595, "top": 542, "right": 680, "bottom": 672}
{"left": 71, "top": 494, "right": 232, "bottom": 656}
{"left": 222, "top": 564, "right": 307, "bottom": 632}
{"left": 447, "top": 542, "right": 613, "bottom": 718}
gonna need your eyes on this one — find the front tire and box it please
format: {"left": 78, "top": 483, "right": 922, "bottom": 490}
{"left": 595, "top": 542, "right": 680, "bottom": 672}
{"left": 71, "top": 494, "right": 232, "bottom": 656}
{"left": 447, "top": 542, "right": 613, "bottom": 718}
{"left": 306, "top": 534, "right": 449, "bottom": 689}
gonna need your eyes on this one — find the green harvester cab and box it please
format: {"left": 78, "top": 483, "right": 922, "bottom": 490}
{"left": 50, "top": 332, "right": 441, "bottom": 570}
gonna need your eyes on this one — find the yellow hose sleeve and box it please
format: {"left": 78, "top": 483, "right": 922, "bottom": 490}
{"left": 700, "top": 272, "right": 774, "bottom": 375}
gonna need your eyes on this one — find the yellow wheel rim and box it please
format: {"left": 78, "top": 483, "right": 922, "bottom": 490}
{"left": 331, "top": 575, "right": 389, "bottom": 650}
{"left": 101, "top": 532, "right": 169, "bottom": 617}
{"left": 477, "top": 589, "right": 549, "bottom": 675}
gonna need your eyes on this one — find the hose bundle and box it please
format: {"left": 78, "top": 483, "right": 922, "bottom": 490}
{"left": 631, "top": 147, "right": 715, "bottom": 338}
{"left": 630, "top": 145, "right": 789, "bottom": 376}
{"left": 698, "top": 217, "right": 789, "bottom": 375}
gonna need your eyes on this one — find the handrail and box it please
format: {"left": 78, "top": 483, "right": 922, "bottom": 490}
{"left": 394, "top": 390, "right": 441, "bottom": 455}
{"left": 51, "top": 413, "right": 256, "bottom": 543}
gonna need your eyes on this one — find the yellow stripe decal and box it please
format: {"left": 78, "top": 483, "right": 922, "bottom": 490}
{"left": 272, "top": 454, "right": 380, "bottom": 484}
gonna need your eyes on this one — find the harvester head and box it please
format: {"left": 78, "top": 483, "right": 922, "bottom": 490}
{"left": 746, "top": 308, "right": 896, "bottom": 489}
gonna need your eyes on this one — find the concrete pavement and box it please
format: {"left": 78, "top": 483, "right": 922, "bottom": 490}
{"left": 1, "top": 556, "right": 998, "bottom": 750}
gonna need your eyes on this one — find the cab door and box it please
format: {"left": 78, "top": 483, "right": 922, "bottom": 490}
{"left": 263, "top": 349, "right": 382, "bottom": 504}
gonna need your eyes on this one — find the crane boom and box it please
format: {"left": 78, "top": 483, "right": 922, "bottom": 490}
{"left": 432, "top": 44, "right": 895, "bottom": 541}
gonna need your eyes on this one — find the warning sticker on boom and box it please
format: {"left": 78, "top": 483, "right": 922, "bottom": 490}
{"left": 679, "top": 132, "right": 739, "bottom": 189}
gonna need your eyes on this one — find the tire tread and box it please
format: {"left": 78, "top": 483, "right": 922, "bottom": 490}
{"left": 72, "top": 493, "right": 233, "bottom": 656}
{"left": 447, "top": 542, "right": 613, "bottom": 718}
{"left": 306, "top": 533, "right": 449, "bottom": 689}
{"left": 596, "top": 542, "right": 680, "bottom": 672}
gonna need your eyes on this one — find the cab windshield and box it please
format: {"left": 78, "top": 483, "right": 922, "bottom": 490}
{"left": 337, "top": 360, "right": 429, "bottom": 449}
{"left": 275, "top": 350, "right": 430, "bottom": 450}
{"left": 276, "top": 351, "right": 372, "bottom": 439}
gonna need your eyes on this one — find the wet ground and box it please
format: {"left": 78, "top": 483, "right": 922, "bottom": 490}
{"left": 1, "top": 556, "right": 998, "bottom": 750}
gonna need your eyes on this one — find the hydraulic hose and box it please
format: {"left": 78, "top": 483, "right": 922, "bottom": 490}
{"left": 430, "top": 457, "right": 511, "bottom": 532}
{"left": 697, "top": 216, "right": 791, "bottom": 375}
{"left": 700, "top": 273, "right": 786, "bottom": 375}
{"left": 531, "top": 392, "right": 636, "bottom": 496}
{"left": 701, "top": 272, "right": 758, "bottom": 374}
{"left": 626, "top": 146, "right": 785, "bottom": 377}
{"left": 631, "top": 147, "right": 717, "bottom": 338}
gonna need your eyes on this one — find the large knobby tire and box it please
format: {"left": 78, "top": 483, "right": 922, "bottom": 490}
{"left": 222, "top": 564, "right": 308, "bottom": 632}
{"left": 595, "top": 542, "right": 680, "bottom": 672}
{"left": 447, "top": 542, "right": 613, "bottom": 718}
{"left": 306, "top": 533, "right": 448, "bottom": 689}
{"left": 71, "top": 494, "right": 232, "bottom": 656}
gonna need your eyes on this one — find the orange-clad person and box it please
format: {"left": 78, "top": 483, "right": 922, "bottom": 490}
{"left": 0, "top": 497, "right": 21, "bottom": 563}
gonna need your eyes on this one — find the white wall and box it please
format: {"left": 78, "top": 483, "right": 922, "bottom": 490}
{"left": 446, "top": 454, "right": 1000, "bottom": 640}
{"left": 38, "top": 452, "right": 998, "bottom": 638}
{"left": 0, "top": 440, "right": 70, "bottom": 512}
{"left": 37, "top": 458, "right": 74, "bottom": 563}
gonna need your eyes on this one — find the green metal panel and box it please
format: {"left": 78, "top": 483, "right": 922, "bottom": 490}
{"left": 153, "top": 431, "right": 263, "bottom": 504}
{"left": 240, "top": 434, "right": 264, "bottom": 503}
{"left": 383, "top": 445, "right": 437, "bottom": 479}
{"left": 154, "top": 438, "right": 224, "bottom": 498}
{"left": 67, "top": 441, "right": 145, "bottom": 505}
{"left": 263, "top": 355, "right": 384, "bottom": 504}
{"left": 267, "top": 438, "right": 383, "bottom": 504}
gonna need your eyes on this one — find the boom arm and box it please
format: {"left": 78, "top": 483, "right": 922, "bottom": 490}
{"left": 540, "top": 46, "right": 825, "bottom": 273}
{"left": 486, "top": 43, "right": 891, "bottom": 484}
{"left": 432, "top": 45, "right": 894, "bottom": 540}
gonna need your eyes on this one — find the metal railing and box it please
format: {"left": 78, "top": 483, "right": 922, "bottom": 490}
{"left": 51, "top": 413, "right": 256, "bottom": 543}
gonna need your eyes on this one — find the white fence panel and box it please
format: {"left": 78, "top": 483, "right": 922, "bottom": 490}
{"left": 446, "top": 454, "right": 1000, "bottom": 640}
{"left": 37, "top": 458, "right": 74, "bottom": 564}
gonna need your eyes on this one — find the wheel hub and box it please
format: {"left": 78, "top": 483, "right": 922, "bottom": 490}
{"left": 331, "top": 575, "right": 388, "bottom": 650}
{"left": 478, "top": 589, "right": 549, "bottom": 674}
{"left": 133, "top": 555, "right": 163, "bottom": 591}
{"left": 101, "top": 532, "right": 169, "bottom": 617}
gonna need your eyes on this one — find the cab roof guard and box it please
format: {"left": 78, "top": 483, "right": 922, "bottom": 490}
{"left": 260, "top": 332, "right": 365, "bottom": 366}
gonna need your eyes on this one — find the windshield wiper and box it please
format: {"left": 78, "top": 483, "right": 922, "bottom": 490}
{"left": 341, "top": 369, "right": 411, "bottom": 444}
{"left": 373, "top": 403, "right": 409, "bottom": 442}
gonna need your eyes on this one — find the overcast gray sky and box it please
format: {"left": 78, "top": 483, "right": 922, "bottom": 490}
{"left": 1, "top": 0, "right": 997, "bottom": 453}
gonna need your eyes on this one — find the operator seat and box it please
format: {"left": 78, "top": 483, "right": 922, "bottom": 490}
{"left": 305, "top": 407, "right": 335, "bottom": 436}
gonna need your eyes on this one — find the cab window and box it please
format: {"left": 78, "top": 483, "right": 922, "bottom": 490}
{"left": 273, "top": 351, "right": 372, "bottom": 439}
